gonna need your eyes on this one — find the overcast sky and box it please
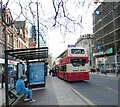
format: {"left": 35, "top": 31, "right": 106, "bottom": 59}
{"left": 3, "top": 0, "right": 94, "bottom": 58}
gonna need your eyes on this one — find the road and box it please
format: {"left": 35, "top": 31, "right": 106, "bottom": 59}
{"left": 64, "top": 73, "right": 119, "bottom": 106}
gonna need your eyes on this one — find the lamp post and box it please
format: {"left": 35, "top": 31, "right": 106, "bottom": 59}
{"left": 36, "top": 1, "right": 40, "bottom": 61}
{"left": 1, "top": 1, "right": 9, "bottom": 106}
{"left": 113, "top": 3, "right": 118, "bottom": 76}
{"left": 36, "top": 1, "right": 40, "bottom": 49}
{"left": 88, "top": 35, "right": 92, "bottom": 67}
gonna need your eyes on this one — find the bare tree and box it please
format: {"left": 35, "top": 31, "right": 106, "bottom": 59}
{"left": 1, "top": 0, "right": 94, "bottom": 43}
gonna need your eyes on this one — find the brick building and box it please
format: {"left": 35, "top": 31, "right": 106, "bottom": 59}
{"left": 0, "top": 7, "right": 29, "bottom": 74}
{"left": 29, "top": 38, "right": 36, "bottom": 48}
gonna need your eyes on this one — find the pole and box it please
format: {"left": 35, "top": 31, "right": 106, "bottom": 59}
{"left": 0, "top": 0, "right": 2, "bottom": 20}
{"left": 1, "top": 1, "right": 9, "bottom": 106}
{"left": 36, "top": 1, "right": 40, "bottom": 48}
{"left": 36, "top": 1, "right": 40, "bottom": 61}
{"left": 113, "top": 3, "right": 118, "bottom": 76}
{"left": 5, "top": 51, "right": 9, "bottom": 106}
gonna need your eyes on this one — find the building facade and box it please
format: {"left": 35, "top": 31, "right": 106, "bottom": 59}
{"left": 93, "top": 2, "right": 120, "bottom": 74}
{"left": 75, "top": 34, "right": 94, "bottom": 67}
{"left": 0, "top": 8, "right": 18, "bottom": 73}
{"left": 0, "top": 7, "right": 29, "bottom": 74}
{"left": 14, "top": 21, "right": 29, "bottom": 49}
{"left": 30, "top": 25, "right": 36, "bottom": 43}
{"left": 29, "top": 38, "right": 36, "bottom": 48}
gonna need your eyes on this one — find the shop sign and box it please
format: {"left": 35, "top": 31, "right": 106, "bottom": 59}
{"left": 96, "top": 45, "right": 103, "bottom": 50}
{"left": 0, "top": 58, "right": 5, "bottom": 64}
{"left": 8, "top": 60, "right": 15, "bottom": 64}
{"left": 93, "top": 51, "right": 104, "bottom": 57}
{"left": 93, "top": 48, "right": 113, "bottom": 57}
{"left": 0, "top": 58, "right": 18, "bottom": 65}
{"left": 104, "top": 47, "right": 113, "bottom": 55}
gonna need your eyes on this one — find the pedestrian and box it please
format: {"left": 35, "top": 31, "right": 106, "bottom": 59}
{"left": 97, "top": 68, "right": 99, "bottom": 74}
{"left": 49, "top": 70, "right": 52, "bottom": 75}
{"left": 52, "top": 69, "right": 55, "bottom": 76}
{"left": 15, "top": 75, "right": 36, "bottom": 102}
{"left": 1, "top": 71, "right": 5, "bottom": 89}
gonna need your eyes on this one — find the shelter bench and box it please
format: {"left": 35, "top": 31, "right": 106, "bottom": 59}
{"left": 8, "top": 88, "right": 24, "bottom": 106}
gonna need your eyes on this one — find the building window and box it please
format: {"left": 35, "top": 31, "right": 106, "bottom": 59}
{"left": 84, "top": 40, "right": 88, "bottom": 46}
{"left": 104, "top": 33, "right": 114, "bottom": 44}
{"left": 116, "top": 29, "right": 120, "bottom": 40}
{"left": 116, "top": 41, "right": 120, "bottom": 53}
{"left": 115, "top": 17, "right": 120, "bottom": 29}
{"left": 14, "top": 38, "right": 18, "bottom": 49}
{"left": 1, "top": 43, "right": 5, "bottom": 55}
{"left": 7, "top": 33, "right": 12, "bottom": 45}
{"left": 103, "top": 22, "right": 114, "bottom": 35}
{"left": 1, "top": 29, "right": 5, "bottom": 41}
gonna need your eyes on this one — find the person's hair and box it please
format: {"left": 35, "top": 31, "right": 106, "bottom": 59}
{"left": 20, "top": 75, "right": 26, "bottom": 80}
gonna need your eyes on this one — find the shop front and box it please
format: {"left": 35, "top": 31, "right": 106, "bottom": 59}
{"left": 93, "top": 48, "right": 119, "bottom": 75}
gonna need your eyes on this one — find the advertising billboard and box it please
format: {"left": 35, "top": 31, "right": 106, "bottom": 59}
{"left": 17, "top": 63, "right": 24, "bottom": 79}
{"left": 29, "top": 62, "right": 45, "bottom": 85}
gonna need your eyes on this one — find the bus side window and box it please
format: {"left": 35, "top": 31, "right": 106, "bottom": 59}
{"left": 63, "top": 65, "right": 66, "bottom": 72}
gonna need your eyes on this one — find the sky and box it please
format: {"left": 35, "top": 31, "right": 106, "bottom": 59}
{"left": 46, "top": 0, "right": 94, "bottom": 58}
{"left": 3, "top": 0, "right": 94, "bottom": 58}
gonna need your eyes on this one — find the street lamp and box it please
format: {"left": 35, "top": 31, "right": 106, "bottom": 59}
{"left": 36, "top": 1, "right": 40, "bottom": 48}
{"left": 95, "top": 10, "right": 100, "bottom": 15}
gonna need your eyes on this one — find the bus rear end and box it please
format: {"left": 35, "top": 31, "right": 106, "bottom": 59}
{"left": 57, "top": 47, "right": 90, "bottom": 81}
{"left": 65, "top": 56, "right": 90, "bottom": 81}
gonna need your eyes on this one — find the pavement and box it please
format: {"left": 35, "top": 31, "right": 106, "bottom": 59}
{"left": 0, "top": 84, "right": 5, "bottom": 107}
{"left": 0, "top": 73, "right": 119, "bottom": 106}
{"left": 15, "top": 76, "right": 92, "bottom": 106}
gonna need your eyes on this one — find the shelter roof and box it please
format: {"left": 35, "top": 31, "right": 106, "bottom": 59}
{"left": 5, "top": 47, "right": 48, "bottom": 61}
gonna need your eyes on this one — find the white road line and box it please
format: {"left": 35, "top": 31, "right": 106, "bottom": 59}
{"left": 66, "top": 84, "right": 96, "bottom": 106}
{"left": 94, "top": 80, "right": 104, "bottom": 84}
{"left": 105, "top": 86, "right": 119, "bottom": 93}
{"left": 92, "top": 81, "right": 119, "bottom": 94}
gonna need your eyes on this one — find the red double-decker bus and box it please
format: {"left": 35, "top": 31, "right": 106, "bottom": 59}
{"left": 56, "top": 46, "right": 90, "bottom": 81}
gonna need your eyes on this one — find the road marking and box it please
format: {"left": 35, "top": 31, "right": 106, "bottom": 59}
{"left": 93, "top": 81, "right": 119, "bottom": 93}
{"left": 66, "top": 84, "right": 96, "bottom": 106}
{"left": 105, "top": 86, "right": 119, "bottom": 93}
{"left": 94, "top": 80, "right": 104, "bottom": 84}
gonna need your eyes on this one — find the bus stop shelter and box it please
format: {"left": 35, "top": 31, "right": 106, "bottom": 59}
{"left": 4, "top": 47, "right": 48, "bottom": 106}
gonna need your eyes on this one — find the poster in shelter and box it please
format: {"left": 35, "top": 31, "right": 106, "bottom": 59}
{"left": 17, "top": 63, "right": 23, "bottom": 79}
{"left": 29, "top": 62, "right": 45, "bottom": 85}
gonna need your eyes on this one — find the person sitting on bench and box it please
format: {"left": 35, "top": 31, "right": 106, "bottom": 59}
{"left": 15, "top": 75, "right": 36, "bottom": 102}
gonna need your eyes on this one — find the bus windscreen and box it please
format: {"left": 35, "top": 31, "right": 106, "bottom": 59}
{"left": 71, "top": 49, "right": 85, "bottom": 54}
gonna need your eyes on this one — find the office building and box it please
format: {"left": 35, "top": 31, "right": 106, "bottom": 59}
{"left": 93, "top": 2, "right": 120, "bottom": 74}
